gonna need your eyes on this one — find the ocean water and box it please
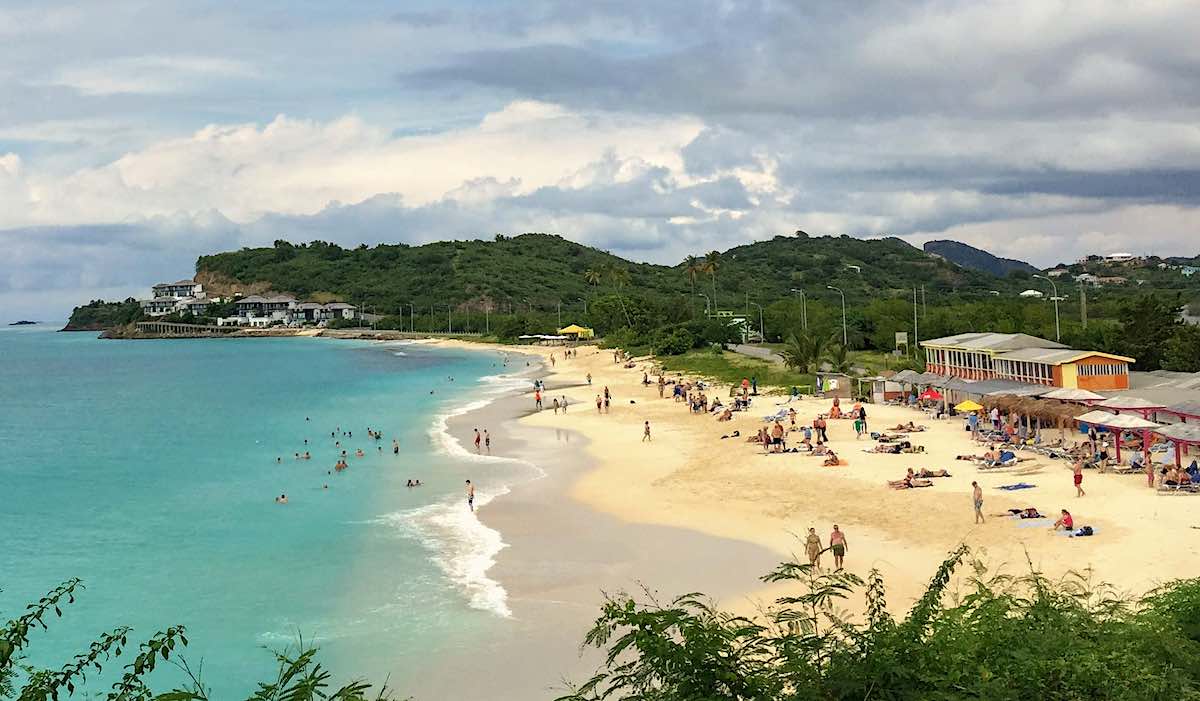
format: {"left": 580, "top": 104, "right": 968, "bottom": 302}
{"left": 0, "top": 326, "right": 535, "bottom": 695}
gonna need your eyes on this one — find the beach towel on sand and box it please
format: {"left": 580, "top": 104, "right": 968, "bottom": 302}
{"left": 996, "top": 482, "right": 1036, "bottom": 491}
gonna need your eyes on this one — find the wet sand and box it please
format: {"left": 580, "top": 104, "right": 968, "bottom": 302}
{"left": 412, "top": 370, "right": 780, "bottom": 700}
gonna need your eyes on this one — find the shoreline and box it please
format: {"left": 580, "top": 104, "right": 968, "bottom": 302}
{"left": 419, "top": 344, "right": 780, "bottom": 700}
{"left": 429, "top": 339, "right": 1200, "bottom": 619}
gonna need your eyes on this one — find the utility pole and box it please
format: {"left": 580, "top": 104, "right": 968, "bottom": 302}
{"left": 1033, "top": 274, "right": 1061, "bottom": 341}
{"left": 790, "top": 289, "right": 808, "bottom": 331}
{"left": 828, "top": 286, "right": 847, "bottom": 346}
{"left": 913, "top": 287, "right": 919, "bottom": 358}
{"left": 921, "top": 285, "right": 927, "bottom": 319}
{"left": 557, "top": 300, "right": 562, "bottom": 328}
{"left": 408, "top": 303, "right": 415, "bottom": 333}
{"left": 1081, "top": 287, "right": 1088, "bottom": 329}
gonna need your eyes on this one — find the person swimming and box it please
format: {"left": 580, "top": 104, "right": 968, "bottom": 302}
{"left": 275, "top": 494, "right": 288, "bottom": 504}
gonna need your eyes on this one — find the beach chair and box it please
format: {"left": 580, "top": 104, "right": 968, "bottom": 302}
{"left": 1157, "top": 484, "right": 1200, "bottom": 495}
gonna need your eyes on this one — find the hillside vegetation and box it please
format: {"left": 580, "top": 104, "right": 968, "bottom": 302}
{"left": 924, "top": 239, "right": 1037, "bottom": 276}
{"left": 195, "top": 233, "right": 1008, "bottom": 315}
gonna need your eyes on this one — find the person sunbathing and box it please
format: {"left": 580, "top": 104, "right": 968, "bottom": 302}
{"left": 889, "top": 422, "right": 926, "bottom": 432}
{"left": 1005, "top": 507, "right": 1043, "bottom": 519}
{"left": 915, "top": 468, "right": 951, "bottom": 478}
{"left": 717, "top": 408, "right": 733, "bottom": 421}
{"left": 868, "top": 443, "right": 904, "bottom": 454}
{"left": 811, "top": 442, "right": 830, "bottom": 456}
{"left": 887, "top": 476, "right": 933, "bottom": 489}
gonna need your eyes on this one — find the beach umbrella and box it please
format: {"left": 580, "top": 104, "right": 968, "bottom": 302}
{"left": 955, "top": 399, "right": 983, "bottom": 412}
{"left": 1095, "top": 395, "right": 1165, "bottom": 418}
{"left": 919, "top": 388, "right": 942, "bottom": 401}
{"left": 1042, "top": 388, "right": 1105, "bottom": 403}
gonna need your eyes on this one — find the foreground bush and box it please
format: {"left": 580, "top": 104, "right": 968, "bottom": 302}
{"left": 1, "top": 579, "right": 397, "bottom": 701}
{"left": 557, "top": 546, "right": 1200, "bottom": 701}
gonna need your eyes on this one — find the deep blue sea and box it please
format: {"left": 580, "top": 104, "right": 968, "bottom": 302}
{"left": 0, "top": 326, "right": 533, "bottom": 695}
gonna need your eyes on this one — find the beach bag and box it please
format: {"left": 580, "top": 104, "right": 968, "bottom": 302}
{"left": 1076, "top": 526, "right": 1094, "bottom": 537}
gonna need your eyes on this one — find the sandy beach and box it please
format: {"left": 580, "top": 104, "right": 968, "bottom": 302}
{"left": 410, "top": 350, "right": 779, "bottom": 700}
{"left": 432, "top": 340, "right": 1200, "bottom": 622}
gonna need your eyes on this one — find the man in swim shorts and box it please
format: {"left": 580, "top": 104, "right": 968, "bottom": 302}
{"left": 466, "top": 480, "right": 475, "bottom": 511}
{"left": 972, "top": 481, "right": 984, "bottom": 523}
{"left": 829, "top": 525, "right": 847, "bottom": 570}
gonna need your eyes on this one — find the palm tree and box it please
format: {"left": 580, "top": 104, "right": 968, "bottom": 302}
{"left": 826, "top": 341, "right": 852, "bottom": 374}
{"left": 608, "top": 266, "right": 633, "bottom": 326}
{"left": 702, "top": 251, "right": 721, "bottom": 310}
{"left": 584, "top": 268, "right": 602, "bottom": 289}
{"left": 683, "top": 256, "right": 702, "bottom": 297}
{"left": 780, "top": 334, "right": 812, "bottom": 373}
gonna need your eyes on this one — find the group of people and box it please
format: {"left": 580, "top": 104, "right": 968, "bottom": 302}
{"left": 275, "top": 420, "right": 403, "bottom": 504}
{"left": 804, "top": 525, "right": 849, "bottom": 570}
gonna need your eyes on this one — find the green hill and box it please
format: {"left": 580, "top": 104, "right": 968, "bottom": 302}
{"left": 195, "top": 232, "right": 1006, "bottom": 315}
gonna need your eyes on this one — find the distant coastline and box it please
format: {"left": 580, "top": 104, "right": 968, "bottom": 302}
{"left": 8, "top": 320, "right": 38, "bottom": 326}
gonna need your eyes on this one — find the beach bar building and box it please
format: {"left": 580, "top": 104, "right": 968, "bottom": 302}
{"left": 921, "top": 332, "right": 1133, "bottom": 390}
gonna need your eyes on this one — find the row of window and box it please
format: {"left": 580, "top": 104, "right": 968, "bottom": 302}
{"left": 1078, "top": 363, "right": 1128, "bottom": 376}
{"left": 926, "top": 348, "right": 992, "bottom": 370}
{"left": 994, "top": 359, "right": 1053, "bottom": 381}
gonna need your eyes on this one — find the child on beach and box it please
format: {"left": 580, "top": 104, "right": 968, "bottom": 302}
{"left": 643, "top": 421, "right": 651, "bottom": 442}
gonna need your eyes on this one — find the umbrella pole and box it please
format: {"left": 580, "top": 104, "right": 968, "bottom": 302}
{"left": 1115, "top": 431, "right": 1122, "bottom": 463}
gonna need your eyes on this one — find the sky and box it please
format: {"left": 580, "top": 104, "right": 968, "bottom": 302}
{"left": 3, "top": 0, "right": 1200, "bottom": 320}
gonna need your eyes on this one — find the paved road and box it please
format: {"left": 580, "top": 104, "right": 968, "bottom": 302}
{"left": 730, "top": 343, "right": 784, "bottom": 364}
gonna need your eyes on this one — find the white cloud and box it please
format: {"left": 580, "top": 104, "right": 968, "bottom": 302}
{"left": 46, "top": 55, "right": 259, "bottom": 96}
{"left": 2, "top": 101, "right": 703, "bottom": 228}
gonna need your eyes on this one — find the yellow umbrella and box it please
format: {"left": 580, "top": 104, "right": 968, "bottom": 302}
{"left": 955, "top": 400, "right": 983, "bottom": 412}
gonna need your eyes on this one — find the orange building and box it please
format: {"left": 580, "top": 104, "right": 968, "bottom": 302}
{"left": 922, "top": 333, "right": 1134, "bottom": 390}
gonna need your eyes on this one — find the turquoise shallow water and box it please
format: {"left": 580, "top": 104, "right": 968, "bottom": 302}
{"left": 0, "top": 327, "right": 530, "bottom": 695}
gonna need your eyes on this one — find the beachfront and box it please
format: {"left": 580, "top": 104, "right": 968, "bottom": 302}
{"left": 438, "top": 340, "right": 1200, "bottom": 618}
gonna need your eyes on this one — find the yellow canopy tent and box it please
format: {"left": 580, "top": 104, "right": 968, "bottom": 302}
{"left": 557, "top": 324, "right": 595, "bottom": 339}
{"left": 955, "top": 400, "right": 983, "bottom": 412}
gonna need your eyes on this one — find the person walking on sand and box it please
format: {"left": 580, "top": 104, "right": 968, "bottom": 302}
{"left": 972, "top": 481, "right": 985, "bottom": 523}
{"left": 805, "top": 528, "right": 823, "bottom": 570}
{"left": 465, "top": 480, "right": 475, "bottom": 511}
{"left": 1073, "top": 460, "right": 1086, "bottom": 497}
{"left": 484, "top": 429, "right": 491, "bottom": 452}
{"left": 596, "top": 394, "right": 602, "bottom": 413}
{"left": 829, "top": 525, "right": 847, "bottom": 570}
{"left": 553, "top": 397, "right": 560, "bottom": 415}
{"left": 587, "top": 372, "right": 592, "bottom": 386}
{"left": 643, "top": 420, "right": 652, "bottom": 442}
{"left": 474, "top": 428, "right": 481, "bottom": 452}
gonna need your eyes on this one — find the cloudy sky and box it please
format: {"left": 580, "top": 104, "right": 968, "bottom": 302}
{"left": 3, "top": 1, "right": 1199, "bottom": 320}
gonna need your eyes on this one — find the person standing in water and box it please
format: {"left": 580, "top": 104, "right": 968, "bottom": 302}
{"left": 393, "top": 439, "right": 399, "bottom": 455}
{"left": 474, "top": 428, "right": 482, "bottom": 452}
{"left": 484, "top": 429, "right": 491, "bottom": 452}
{"left": 586, "top": 372, "right": 592, "bottom": 385}
{"left": 466, "top": 480, "right": 475, "bottom": 511}
{"left": 829, "top": 525, "right": 847, "bottom": 570}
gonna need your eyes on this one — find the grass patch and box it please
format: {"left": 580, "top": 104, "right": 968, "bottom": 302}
{"left": 658, "top": 349, "right": 814, "bottom": 392}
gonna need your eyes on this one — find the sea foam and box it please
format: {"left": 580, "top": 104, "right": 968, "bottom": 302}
{"left": 390, "top": 367, "right": 542, "bottom": 618}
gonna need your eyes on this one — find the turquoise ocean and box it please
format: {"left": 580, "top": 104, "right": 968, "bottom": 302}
{"left": 0, "top": 326, "right": 536, "bottom": 695}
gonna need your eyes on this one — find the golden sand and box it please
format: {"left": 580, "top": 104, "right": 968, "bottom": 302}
{"left": 434, "top": 340, "right": 1200, "bottom": 613}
